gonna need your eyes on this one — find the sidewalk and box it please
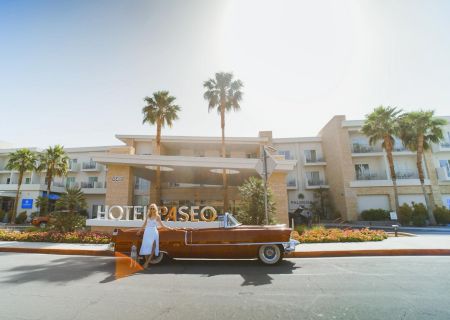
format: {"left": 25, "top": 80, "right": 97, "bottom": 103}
{"left": 1, "top": 235, "right": 450, "bottom": 258}
{"left": 290, "top": 235, "right": 450, "bottom": 258}
{"left": 0, "top": 241, "right": 112, "bottom": 256}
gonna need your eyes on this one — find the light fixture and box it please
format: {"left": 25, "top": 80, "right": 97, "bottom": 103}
{"left": 145, "top": 166, "right": 174, "bottom": 172}
{"left": 209, "top": 168, "right": 240, "bottom": 174}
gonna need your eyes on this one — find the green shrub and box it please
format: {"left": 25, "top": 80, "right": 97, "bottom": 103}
{"left": 15, "top": 211, "right": 28, "bottom": 224}
{"left": 360, "top": 209, "right": 390, "bottom": 221}
{"left": 48, "top": 211, "right": 86, "bottom": 232}
{"left": 397, "top": 204, "right": 413, "bottom": 226}
{"left": 434, "top": 206, "right": 450, "bottom": 225}
{"left": 412, "top": 203, "right": 428, "bottom": 227}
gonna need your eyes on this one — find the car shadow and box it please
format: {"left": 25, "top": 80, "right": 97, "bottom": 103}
{"left": 101, "top": 258, "right": 300, "bottom": 286}
{"left": 0, "top": 254, "right": 299, "bottom": 287}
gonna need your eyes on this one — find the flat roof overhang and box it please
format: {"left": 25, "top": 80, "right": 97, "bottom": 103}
{"left": 92, "top": 154, "right": 297, "bottom": 186}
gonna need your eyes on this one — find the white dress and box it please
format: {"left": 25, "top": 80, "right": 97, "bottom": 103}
{"left": 139, "top": 218, "right": 159, "bottom": 256}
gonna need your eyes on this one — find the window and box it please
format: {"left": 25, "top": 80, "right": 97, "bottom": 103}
{"left": 355, "top": 164, "right": 370, "bottom": 179}
{"left": 304, "top": 150, "right": 317, "bottom": 162}
{"left": 25, "top": 177, "right": 31, "bottom": 184}
{"left": 66, "top": 177, "right": 76, "bottom": 188}
{"left": 306, "top": 171, "right": 320, "bottom": 184}
{"left": 6, "top": 177, "right": 11, "bottom": 184}
{"left": 440, "top": 160, "right": 450, "bottom": 177}
{"left": 91, "top": 205, "right": 105, "bottom": 219}
{"left": 278, "top": 150, "right": 292, "bottom": 160}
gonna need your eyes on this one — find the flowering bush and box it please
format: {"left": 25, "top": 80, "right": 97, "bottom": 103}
{"left": 0, "top": 230, "right": 111, "bottom": 244}
{"left": 291, "top": 227, "right": 387, "bottom": 243}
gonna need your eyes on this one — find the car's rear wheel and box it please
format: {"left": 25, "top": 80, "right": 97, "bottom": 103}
{"left": 258, "top": 245, "right": 282, "bottom": 265}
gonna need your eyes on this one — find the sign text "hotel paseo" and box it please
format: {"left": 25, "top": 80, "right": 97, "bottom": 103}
{"left": 96, "top": 205, "right": 218, "bottom": 222}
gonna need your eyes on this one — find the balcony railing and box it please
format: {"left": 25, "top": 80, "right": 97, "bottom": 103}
{"left": 68, "top": 163, "right": 80, "bottom": 171}
{"left": 440, "top": 141, "right": 450, "bottom": 148}
{"left": 396, "top": 170, "right": 419, "bottom": 179}
{"left": 307, "top": 179, "right": 327, "bottom": 186}
{"left": 52, "top": 182, "right": 65, "bottom": 188}
{"left": 80, "top": 181, "right": 105, "bottom": 189}
{"left": 356, "top": 173, "right": 386, "bottom": 181}
{"left": 393, "top": 145, "right": 407, "bottom": 152}
{"left": 82, "top": 161, "right": 99, "bottom": 170}
{"left": 305, "top": 157, "right": 325, "bottom": 163}
{"left": 352, "top": 144, "right": 382, "bottom": 153}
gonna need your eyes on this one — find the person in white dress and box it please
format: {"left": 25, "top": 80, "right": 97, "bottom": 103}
{"left": 138, "top": 203, "right": 175, "bottom": 269}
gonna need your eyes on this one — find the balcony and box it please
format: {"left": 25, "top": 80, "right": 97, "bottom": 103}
{"left": 81, "top": 161, "right": 102, "bottom": 171}
{"left": 436, "top": 167, "right": 450, "bottom": 182}
{"left": 286, "top": 178, "right": 297, "bottom": 189}
{"left": 351, "top": 144, "right": 383, "bottom": 154}
{"left": 304, "top": 157, "right": 326, "bottom": 165}
{"left": 439, "top": 141, "right": 450, "bottom": 152}
{"left": 81, "top": 181, "right": 105, "bottom": 189}
{"left": 356, "top": 173, "right": 387, "bottom": 181}
{"left": 305, "top": 179, "right": 329, "bottom": 189}
{"left": 68, "top": 163, "right": 80, "bottom": 172}
{"left": 396, "top": 170, "right": 419, "bottom": 179}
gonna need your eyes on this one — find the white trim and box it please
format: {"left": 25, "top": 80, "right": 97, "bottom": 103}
{"left": 115, "top": 134, "right": 268, "bottom": 145}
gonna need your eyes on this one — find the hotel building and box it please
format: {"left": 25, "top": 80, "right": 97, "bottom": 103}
{"left": 1, "top": 115, "right": 450, "bottom": 226}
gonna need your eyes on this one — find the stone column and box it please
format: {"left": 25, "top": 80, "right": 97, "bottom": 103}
{"left": 268, "top": 172, "right": 289, "bottom": 225}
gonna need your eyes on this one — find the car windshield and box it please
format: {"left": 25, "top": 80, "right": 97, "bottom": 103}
{"left": 226, "top": 213, "right": 241, "bottom": 227}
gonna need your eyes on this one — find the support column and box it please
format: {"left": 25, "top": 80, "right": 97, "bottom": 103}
{"left": 268, "top": 172, "right": 289, "bottom": 225}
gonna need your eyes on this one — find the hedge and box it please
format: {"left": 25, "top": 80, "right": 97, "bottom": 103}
{"left": 292, "top": 227, "right": 387, "bottom": 243}
{"left": 0, "top": 230, "right": 112, "bottom": 244}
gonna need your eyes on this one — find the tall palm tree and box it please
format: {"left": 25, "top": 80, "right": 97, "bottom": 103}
{"left": 203, "top": 72, "right": 243, "bottom": 212}
{"left": 6, "top": 148, "right": 38, "bottom": 224}
{"left": 361, "top": 106, "right": 402, "bottom": 213}
{"left": 37, "top": 145, "right": 69, "bottom": 207}
{"left": 142, "top": 91, "right": 181, "bottom": 204}
{"left": 398, "top": 110, "right": 447, "bottom": 225}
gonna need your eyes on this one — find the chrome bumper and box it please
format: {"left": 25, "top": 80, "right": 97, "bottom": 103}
{"left": 283, "top": 239, "right": 299, "bottom": 253}
{"left": 107, "top": 242, "right": 115, "bottom": 252}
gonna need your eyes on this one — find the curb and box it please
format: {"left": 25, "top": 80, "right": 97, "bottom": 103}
{"left": 0, "top": 247, "right": 114, "bottom": 256}
{"left": 287, "top": 249, "right": 450, "bottom": 258}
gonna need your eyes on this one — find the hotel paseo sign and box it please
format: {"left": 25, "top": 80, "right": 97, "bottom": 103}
{"left": 86, "top": 205, "right": 219, "bottom": 229}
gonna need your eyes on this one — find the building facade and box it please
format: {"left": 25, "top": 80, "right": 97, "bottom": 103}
{"left": 1, "top": 115, "right": 450, "bottom": 224}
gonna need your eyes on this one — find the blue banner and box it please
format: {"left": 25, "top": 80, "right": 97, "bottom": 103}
{"left": 21, "top": 199, "right": 33, "bottom": 209}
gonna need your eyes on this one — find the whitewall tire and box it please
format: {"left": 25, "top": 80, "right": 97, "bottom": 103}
{"left": 258, "top": 245, "right": 282, "bottom": 265}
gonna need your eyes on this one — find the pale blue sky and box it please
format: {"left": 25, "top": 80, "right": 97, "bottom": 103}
{"left": 1, "top": 0, "right": 450, "bottom": 148}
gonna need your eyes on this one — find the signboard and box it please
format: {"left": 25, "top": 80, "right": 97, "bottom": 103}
{"left": 255, "top": 155, "right": 277, "bottom": 179}
{"left": 390, "top": 211, "right": 398, "bottom": 220}
{"left": 112, "top": 176, "right": 124, "bottom": 182}
{"left": 21, "top": 199, "right": 33, "bottom": 209}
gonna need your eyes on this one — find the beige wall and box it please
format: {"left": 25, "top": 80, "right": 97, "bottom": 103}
{"left": 268, "top": 172, "right": 289, "bottom": 225}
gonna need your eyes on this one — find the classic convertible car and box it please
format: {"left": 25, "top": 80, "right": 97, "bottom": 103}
{"left": 111, "top": 213, "right": 299, "bottom": 265}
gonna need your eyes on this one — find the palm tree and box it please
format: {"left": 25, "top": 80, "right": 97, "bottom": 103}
{"left": 361, "top": 106, "right": 402, "bottom": 213}
{"left": 55, "top": 186, "right": 87, "bottom": 215}
{"left": 203, "top": 72, "right": 243, "bottom": 212}
{"left": 398, "top": 111, "right": 447, "bottom": 225}
{"left": 37, "top": 145, "right": 69, "bottom": 208}
{"left": 6, "top": 149, "right": 38, "bottom": 224}
{"left": 142, "top": 91, "right": 181, "bottom": 204}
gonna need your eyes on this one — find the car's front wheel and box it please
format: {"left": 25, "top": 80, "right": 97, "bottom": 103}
{"left": 150, "top": 252, "right": 167, "bottom": 265}
{"left": 258, "top": 245, "right": 282, "bottom": 265}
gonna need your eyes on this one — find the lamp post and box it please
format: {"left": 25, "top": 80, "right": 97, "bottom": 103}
{"left": 261, "top": 145, "right": 277, "bottom": 225}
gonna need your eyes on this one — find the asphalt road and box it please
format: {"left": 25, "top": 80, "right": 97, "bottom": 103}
{"left": 0, "top": 254, "right": 449, "bottom": 320}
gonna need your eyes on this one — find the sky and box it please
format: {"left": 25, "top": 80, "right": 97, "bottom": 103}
{"left": 1, "top": 0, "right": 450, "bottom": 148}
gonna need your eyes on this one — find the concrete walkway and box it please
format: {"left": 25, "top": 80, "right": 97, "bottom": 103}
{"left": 1, "top": 235, "right": 450, "bottom": 257}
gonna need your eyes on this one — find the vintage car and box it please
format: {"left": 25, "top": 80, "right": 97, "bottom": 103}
{"left": 111, "top": 213, "right": 299, "bottom": 265}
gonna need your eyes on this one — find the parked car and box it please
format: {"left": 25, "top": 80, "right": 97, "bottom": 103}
{"left": 31, "top": 216, "right": 49, "bottom": 228}
{"left": 111, "top": 213, "right": 299, "bottom": 265}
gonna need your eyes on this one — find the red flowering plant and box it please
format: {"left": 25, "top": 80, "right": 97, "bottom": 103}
{"left": 291, "top": 227, "right": 387, "bottom": 243}
{"left": 0, "top": 230, "right": 111, "bottom": 244}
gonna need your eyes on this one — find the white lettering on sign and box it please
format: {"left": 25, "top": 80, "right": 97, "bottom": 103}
{"left": 97, "top": 205, "right": 218, "bottom": 222}
{"left": 112, "top": 176, "right": 124, "bottom": 182}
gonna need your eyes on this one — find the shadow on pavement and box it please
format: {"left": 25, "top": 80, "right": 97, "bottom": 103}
{"left": 1, "top": 254, "right": 299, "bottom": 287}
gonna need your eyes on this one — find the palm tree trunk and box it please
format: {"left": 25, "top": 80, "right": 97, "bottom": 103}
{"left": 11, "top": 172, "right": 24, "bottom": 224}
{"left": 221, "top": 106, "right": 229, "bottom": 212}
{"left": 155, "top": 121, "right": 162, "bottom": 205}
{"left": 384, "top": 137, "right": 400, "bottom": 213}
{"left": 417, "top": 135, "right": 436, "bottom": 225}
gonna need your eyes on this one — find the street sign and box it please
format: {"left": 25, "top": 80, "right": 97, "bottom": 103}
{"left": 21, "top": 199, "right": 33, "bottom": 209}
{"left": 255, "top": 154, "right": 277, "bottom": 179}
{"left": 390, "top": 211, "right": 398, "bottom": 220}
